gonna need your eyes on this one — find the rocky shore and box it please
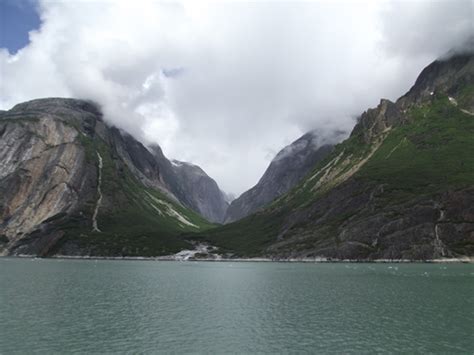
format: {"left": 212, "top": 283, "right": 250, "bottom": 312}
{"left": 6, "top": 255, "right": 473, "bottom": 263}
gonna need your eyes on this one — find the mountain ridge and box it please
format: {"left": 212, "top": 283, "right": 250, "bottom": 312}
{"left": 191, "top": 52, "right": 474, "bottom": 260}
{"left": 224, "top": 131, "right": 338, "bottom": 223}
{"left": 0, "top": 98, "right": 219, "bottom": 256}
{"left": 1, "top": 53, "right": 472, "bottom": 259}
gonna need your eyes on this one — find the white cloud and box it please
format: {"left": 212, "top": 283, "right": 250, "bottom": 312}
{"left": 0, "top": 0, "right": 472, "bottom": 195}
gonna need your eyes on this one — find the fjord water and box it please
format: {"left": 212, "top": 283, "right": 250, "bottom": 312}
{"left": 0, "top": 259, "right": 472, "bottom": 353}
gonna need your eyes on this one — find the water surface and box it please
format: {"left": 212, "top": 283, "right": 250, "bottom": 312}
{"left": 0, "top": 258, "right": 472, "bottom": 353}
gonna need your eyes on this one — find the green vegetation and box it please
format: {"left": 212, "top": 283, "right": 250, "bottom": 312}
{"left": 457, "top": 84, "right": 474, "bottom": 109}
{"left": 358, "top": 96, "right": 474, "bottom": 196}
{"left": 282, "top": 95, "right": 473, "bottom": 208}
{"left": 189, "top": 208, "right": 289, "bottom": 257}
{"left": 0, "top": 113, "right": 40, "bottom": 125}
{"left": 195, "top": 95, "right": 474, "bottom": 256}
{"left": 54, "top": 135, "right": 214, "bottom": 257}
{"left": 279, "top": 131, "right": 372, "bottom": 208}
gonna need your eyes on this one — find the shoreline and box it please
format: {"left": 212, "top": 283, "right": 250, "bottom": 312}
{"left": 3, "top": 255, "right": 473, "bottom": 263}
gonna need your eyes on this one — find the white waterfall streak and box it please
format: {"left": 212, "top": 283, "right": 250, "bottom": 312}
{"left": 92, "top": 152, "right": 103, "bottom": 233}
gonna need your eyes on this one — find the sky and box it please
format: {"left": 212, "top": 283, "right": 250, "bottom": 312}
{"left": 0, "top": 0, "right": 472, "bottom": 196}
{"left": 0, "top": 0, "right": 40, "bottom": 53}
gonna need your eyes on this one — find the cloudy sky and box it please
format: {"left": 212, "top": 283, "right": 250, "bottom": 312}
{"left": 0, "top": 0, "right": 472, "bottom": 196}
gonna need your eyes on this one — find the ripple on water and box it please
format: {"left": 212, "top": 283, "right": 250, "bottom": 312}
{"left": 0, "top": 259, "right": 472, "bottom": 353}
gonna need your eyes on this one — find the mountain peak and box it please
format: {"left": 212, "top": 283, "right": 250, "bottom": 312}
{"left": 398, "top": 52, "right": 474, "bottom": 108}
{"left": 224, "top": 130, "right": 336, "bottom": 223}
{"left": 11, "top": 97, "right": 102, "bottom": 118}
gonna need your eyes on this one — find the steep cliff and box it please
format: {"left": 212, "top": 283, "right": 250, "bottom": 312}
{"left": 146, "top": 141, "right": 229, "bottom": 223}
{"left": 0, "top": 98, "right": 213, "bottom": 256}
{"left": 224, "top": 133, "right": 335, "bottom": 223}
{"left": 193, "top": 53, "right": 474, "bottom": 260}
{"left": 170, "top": 160, "right": 229, "bottom": 223}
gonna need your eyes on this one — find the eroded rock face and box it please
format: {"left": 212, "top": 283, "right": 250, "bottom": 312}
{"left": 265, "top": 181, "right": 474, "bottom": 260}
{"left": 0, "top": 97, "right": 226, "bottom": 256}
{"left": 109, "top": 129, "right": 180, "bottom": 203}
{"left": 170, "top": 160, "right": 229, "bottom": 224}
{"left": 146, "top": 145, "right": 229, "bottom": 224}
{"left": 224, "top": 132, "right": 335, "bottom": 223}
{"left": 397, "top": 52, "right": 474, "bottom": 110}
{"left": 110, "top": 127, "right": 230, "bottom": 223}
{"left": 350, "top": 99, "right": 403, "bottom": 143}
{"left": 0, "top": 100, "right": 99, "bottom": 255}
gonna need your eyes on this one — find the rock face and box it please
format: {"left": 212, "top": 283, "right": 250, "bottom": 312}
{"left": 146, "top": 143, "right": 229, "bottom": 223}
{"left": 398, "top": 50, "right": 474, "bottom": 110}
{"left": 1, "top": 52, "right": 472, "bottom": 260}
{"left": 116, "top": 137, "right": 229, "bottom": 224}
{"left": 224, "top": 132, "right": 335, "bottom": 223}
{"left": 0, "top": 98, "right": 214, "bottom": 256}
{"left": 197, "top": 52, "right": 474, "bottom": 260}
{"left": 170, "top": 160, "right": 229, "bottom": 223}
{"left": 0, "top": 100, "right": 94, "bottom": 253}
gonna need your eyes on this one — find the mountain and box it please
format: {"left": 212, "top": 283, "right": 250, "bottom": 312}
{"left": 0, "top": 98, "right": 215, "bottom": 256}
{"left": 192, "top": 52, "right": 474, "bottom": 260}
{"left": 1, "top": 53, "right": 472, "bottom": 260}
{"left": 169, "top": 160, "right": 229, "bottom": 223}
{"left": 135, "top": 143, "right": 229, "bottom": 224}
{"left": 224, "top": 132, "right": 336, "bottom": 223}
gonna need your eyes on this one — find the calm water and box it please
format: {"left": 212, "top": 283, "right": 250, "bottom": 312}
{"left": 0, "top": 259, "right": 473, "bottom": 354}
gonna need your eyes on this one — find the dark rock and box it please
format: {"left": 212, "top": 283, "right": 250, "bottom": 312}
{"left": 224, "top": 132, "right": 336, "bottom": 223}
{"left": 170, "top": 160, "right": 229, "bottom": 224}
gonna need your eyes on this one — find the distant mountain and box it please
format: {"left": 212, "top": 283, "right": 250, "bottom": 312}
{"left": 195, "top": 52, "right": 474, "bottom": 260}
{"left": 134, "top": 143, "right": 228, "bottom": 224}
{"left": 0, "top": 98, "right": 216, "bottom": 256}
{"left": 224, "top": 132, "right": 337, "bottom": 223}
{"left": 2, "top": 52, "right": 472, "bottom": 260}
{"left": 169, "top": 160, "right": 229, "bottom": 223}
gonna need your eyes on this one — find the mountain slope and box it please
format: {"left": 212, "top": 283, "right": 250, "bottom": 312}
{"left": 0, "top": 98, "right": 213, "bottom": 257}
{"left": 192, "top": 53, "right": 474, "bottom": 260}
{"left": 224, "top": 132, "right": 335, "bottom": 223}
{"left": 170, "top": 160, "right": 229, "bottom": 223}
{"left": 146, "top": 145, "right": 229, "bottom": 224}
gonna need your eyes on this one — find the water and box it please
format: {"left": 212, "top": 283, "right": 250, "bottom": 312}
{"left": 0, "top": 259, "right": 473, "bottom": 353}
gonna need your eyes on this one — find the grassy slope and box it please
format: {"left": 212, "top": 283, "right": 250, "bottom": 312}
{"left": 55, "top": 135, "right": 215, "bottom": 257}
{"left": 193, "top": 94, "right": 474, "bottom": 256}
{"left": 358, "top": 96, "right": 473, "bottom": 191}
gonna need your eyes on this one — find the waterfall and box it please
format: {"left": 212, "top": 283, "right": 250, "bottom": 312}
{"left": 92, "top": 152, "right": 103, "bottom": 232}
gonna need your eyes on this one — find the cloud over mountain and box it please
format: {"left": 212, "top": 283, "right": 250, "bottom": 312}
{"left": 1, "top": 0, "right": 471, "bottom": 195}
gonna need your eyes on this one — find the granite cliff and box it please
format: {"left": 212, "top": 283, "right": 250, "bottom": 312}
{"left": 0, "top": 98, "right": 217, "bottom": 256}
{"left": 170, "top": 160, "right": 229, "bottom": 223}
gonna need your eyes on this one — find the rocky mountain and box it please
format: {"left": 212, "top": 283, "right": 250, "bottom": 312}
{"left": 170, "top": 160, "right": 229, "bottom": 223}
{"left": 145, "top": 145, "right": 229, "bottom": 223}
{"left": 0, "top": 98, "right": 215, "bottom": 256}
{"left": 224, "top": 132, "right": 336, "bottom": 223}
{"left": 1, "top": 52, "right": 472, "bottom": 260}
{"left": 194, "top": 52, "right": 474, "bottom": 260}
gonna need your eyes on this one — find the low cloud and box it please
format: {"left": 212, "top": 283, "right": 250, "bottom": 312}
{"left": 1, "top": 0, "right": 471, "bottom": 195}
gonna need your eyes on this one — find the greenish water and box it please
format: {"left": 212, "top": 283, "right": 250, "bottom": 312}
{"left": 0, "top": 259, "right": 472, "bottom": 354}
